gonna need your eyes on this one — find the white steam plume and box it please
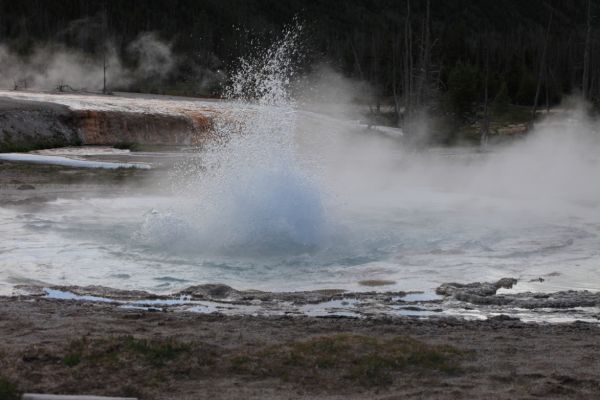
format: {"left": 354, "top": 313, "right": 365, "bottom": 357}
{"left": 127, "top": 32, "right": 175, "bottom": 79}
{"left": 0, "top": 32, "right": 176, "bottom": 92}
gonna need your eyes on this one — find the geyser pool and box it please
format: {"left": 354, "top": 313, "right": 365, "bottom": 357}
{"left": 2, "top": 151, "right": 600, "bottom": 297}
{"left": 1, "top": 29, "right": 600, "bottom": 299}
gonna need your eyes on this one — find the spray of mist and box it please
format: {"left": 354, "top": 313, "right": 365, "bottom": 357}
{"left": 138, "top": 25, "right": 328, "bottom": 257}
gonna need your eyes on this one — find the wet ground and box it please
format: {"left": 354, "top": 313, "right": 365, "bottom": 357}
{"left": 10, "top": 277, "right": 599, "bottom": 324}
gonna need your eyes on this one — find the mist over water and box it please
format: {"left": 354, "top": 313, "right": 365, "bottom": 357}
{"left": 131, "top": 27, "right": 600, "bottom": 294}
{"left": 1, "top": 27, "right": 600, "bottom": 296}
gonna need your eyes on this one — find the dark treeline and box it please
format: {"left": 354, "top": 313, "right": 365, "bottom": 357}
{"left": 1, "top": 0, "right": 599, "bottom": 138}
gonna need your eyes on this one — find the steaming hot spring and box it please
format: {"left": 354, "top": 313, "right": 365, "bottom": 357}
{"left": 1, "top": 32, "right": 600, "bottom": 310}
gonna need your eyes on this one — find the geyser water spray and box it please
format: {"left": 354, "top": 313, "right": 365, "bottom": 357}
{"left": 138, "top": 26, "right": 327, "bottom": 256}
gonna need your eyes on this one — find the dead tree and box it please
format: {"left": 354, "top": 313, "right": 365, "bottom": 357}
{"left": 481, "top": 44, "right": 490, "bottom": 149}
{"left": 415, "top": 0, "right": 431, "bottom": 108}
{"left": 532, "top": 8, "right": 553, "bottom": 120}
{"left": 583, "top": 0, "right": 592, "bottom": 100}
{"left": 102, "top": 2, "right": 109, "bottom": 94}
{"left": 404, "top": 0, "right": 413, "bottom": 123}
{"left": 392, "top": 31, "right": 401, "bottom": 123}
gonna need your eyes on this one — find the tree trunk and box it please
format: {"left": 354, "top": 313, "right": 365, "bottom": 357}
{"left": 583, "top": 0, "right": 592, "bottom": 100}
{"left": 404, "top": 0, "right": 413, "bottom": 125}
{"left": 481, "top": 44, "right": 490, "bottom": 149}
{"left": 350, "top": 39, "right": 365, "bottom": 82}
{"left": 102, "top": 2, "right": 108, "bottom": 95}
{"left": 532, "top": 8, "right": 553, "bottom": 120}
{"left": 392, "top": 32, "right": 401, "bottom": 124}
{"left": 416, "top": 0, "right": 431, "bottom": 109}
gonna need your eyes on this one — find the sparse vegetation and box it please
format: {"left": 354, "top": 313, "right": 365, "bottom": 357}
{"left": 1, "top": 300, "right": 598, "bottom": 400}
{"left": 2, "top": 333, "right": 462, "bottom": 396}
{"left": 0, "top": 376, "right": 19, "bottom": 400}
{"left": 62, "top": 352, "right": 81, "bottom": 367}
{"left": 66, "top": 336, "right": 193, "bottom": 367}
{"left": 228, "top": 334, "right": 463, "bottom": 388}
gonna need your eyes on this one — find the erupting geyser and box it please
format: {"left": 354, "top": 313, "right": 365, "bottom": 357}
{"left": 138, "top": 27, "right": 328, "bottom": 256}
{"left": 2, "top": 26, "right": 600, "bottom": 298}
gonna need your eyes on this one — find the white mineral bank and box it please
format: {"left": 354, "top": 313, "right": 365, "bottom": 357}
{"left": 0, "top": 153, "right": 150, "bottom": 169}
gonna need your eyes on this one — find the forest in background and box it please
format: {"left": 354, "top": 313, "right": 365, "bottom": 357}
{"left": 0, "top": 0, "right": 599, "bottom": 142}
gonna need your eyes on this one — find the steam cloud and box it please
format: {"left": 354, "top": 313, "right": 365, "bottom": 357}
{"left": 127, "top": 32, "right": 176, "bottom": 79}
{"left": 0, "top": 32, "right": 176, "bottom": 92}
{"left": 301, "top": 92, "right": 600, "bottom": 225}
{"left": 293, "top": 63, "right": 374, "bottom": 118}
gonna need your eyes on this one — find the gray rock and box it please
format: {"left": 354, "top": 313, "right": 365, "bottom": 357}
{"left": 436, "top": 278, "right": 600, "bottom": 309}
{"left": 179, "top": 283, "right": 241, "bottom": 300}
{"left": 17, "top": 184, "right": 35, "bottom": 190}
{"left": 0, "top": 98, "right": 80, "bottom": 152}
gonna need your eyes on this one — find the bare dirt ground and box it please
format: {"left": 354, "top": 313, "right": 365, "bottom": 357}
{"left": 0, "top": 296, "right": 599, "bottom": 400}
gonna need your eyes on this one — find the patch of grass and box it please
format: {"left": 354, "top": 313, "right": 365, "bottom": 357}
{"left": 0, "top": 376, "right": 19, "bottom": 400}
{"left": 119, "top": 385, "right": 143, "bottom": 398}
{"left": 229, "top": 334, "right": 463, "bottom": 388}
{"left": 14, "top": 337, "right": 217, "bottom": 396}
{"left": 62, "top": 352, "right": 81, "bottom": 367}
{"left": 229, "top": 355, "right": 252, "bottom": 373}
{"left": 121, "top": 336, "right": 191, "bottom": 366}
{"left": 66, "top": 336, "right": 193, "bottom": 368}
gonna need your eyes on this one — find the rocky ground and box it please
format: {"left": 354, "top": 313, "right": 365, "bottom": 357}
{"left": 0, "top": 295, "right": 599, "bottom": 400}
{"left": 0, "top": 98, "right": 80, "bottom": 152}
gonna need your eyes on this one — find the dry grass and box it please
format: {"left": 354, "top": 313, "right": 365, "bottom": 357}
{"left": 5, "top": 333, "right": 463, "bottom": 398}
{"left": 229, "top": 334, "right": 463, "bottom": 388}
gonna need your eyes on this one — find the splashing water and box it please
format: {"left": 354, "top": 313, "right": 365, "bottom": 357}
{"left": 137, "top": 26, "right": 328, "bottom": 257}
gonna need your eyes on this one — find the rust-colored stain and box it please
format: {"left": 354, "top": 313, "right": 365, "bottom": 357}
{"left": 177, "top": 109, "right": 216, "bottom": 145}
{"left": 76, "top": 109, "right": 217, "bottom": 146}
